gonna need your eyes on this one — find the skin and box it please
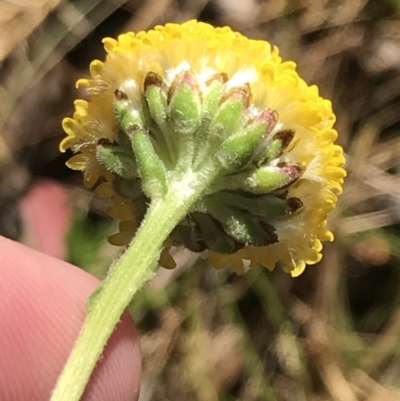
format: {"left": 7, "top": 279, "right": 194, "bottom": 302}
{"left": 0, "top": 181, "right": 141, "bottom": 400}
{"left": 19, "top": 180, "right": 73, "bottom": 260}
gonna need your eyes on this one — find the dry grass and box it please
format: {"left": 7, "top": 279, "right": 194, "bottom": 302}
{"left": 1, "top": 0, "right": 400, "bottom": 400}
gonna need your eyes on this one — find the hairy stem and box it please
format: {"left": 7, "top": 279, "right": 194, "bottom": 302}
{"left": 50, "top": 174, "right": 210, "bottom": 401}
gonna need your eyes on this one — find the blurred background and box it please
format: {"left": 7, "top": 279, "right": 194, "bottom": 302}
{"left": 1, "top": 0, "right": 400, "bottom": 400}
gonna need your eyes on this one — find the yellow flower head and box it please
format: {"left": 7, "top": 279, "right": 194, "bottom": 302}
{"left": 61, "top": 20, "right": 345, "bottom": 277}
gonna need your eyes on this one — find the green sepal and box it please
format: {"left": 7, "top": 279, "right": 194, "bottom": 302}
{"left": 142, "top": 73, "right": 173, "bottom": 165}
{"left": 191, "top": 212, "right": 238, "bottom": 254}
{"left": 131, "top": 129, "right": 167, "bottom": 199}
{"left": 255, "top": 129, "right": 295, "bottom": 165}
{"left": 144, "top": 72, "right": 168, "bottom": 132}
{"left": 216, "top": 123, "right": 266, "bottom": 170}
{"left": 96, "top": 145, "right": 137, "bottom": 180}
{"left": 172, "top": 209, "right": 243, "bottom": 254}
{"left": 211, "top": 191, "right": 302, "bottom": 220}
{"left": 168, "top": 71, "right": 201, "bottom": 136}
{"left": 201, "top": 74, "right": 226, "bottom": 125}
{"left": 117, "top": 128, "right": 136, "bottom": 155}
{"left": 215, "top": 163, "right": 302, "bottom": 194}
{"left": 133, "top": 194, "right": 149, "bottom": 226}
{"left": 201, "top": 199, "right": 277, "bottom": 246}
{"left": 217, "top": 109, "right": 279, "bottom": 170}
{"left": 170, "top": 218, "right": 206, "bottom": 253}
{"left": 209, "top": 86, "right": 249, "bottom": 142}
{"left": 112, "top": 177, "right": 142, "bottom": 199}
{"left": 245, "top": 164, "right": 302, "bottom": 194}
{"left": 193, "top": 75, "right": 226, "bottom": 168}
{"left": 114, "top": 91, "right": 144, "bottom": 134}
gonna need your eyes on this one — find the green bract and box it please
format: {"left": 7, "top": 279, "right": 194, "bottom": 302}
{"left": 97, "top": 70, "right": 301, "bottom": 255}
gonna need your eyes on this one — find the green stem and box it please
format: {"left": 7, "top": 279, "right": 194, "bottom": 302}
{"left": 50, "top": 176, "right": 209, "bottom": 401}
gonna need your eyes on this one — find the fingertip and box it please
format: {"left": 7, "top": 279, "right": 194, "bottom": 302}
{"left": 19, "top": 180, "right": 72, "bottom": 259}
{"left": 0, "top": 236, "right": 141, "bottom": 401}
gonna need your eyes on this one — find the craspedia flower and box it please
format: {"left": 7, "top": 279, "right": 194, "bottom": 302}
{"left": 61, "top": 20, "right": 345, "bottom": 277}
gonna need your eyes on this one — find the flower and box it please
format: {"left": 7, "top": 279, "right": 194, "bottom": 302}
{"left": 61, "top": 20, "right": 345, "bottom": 277}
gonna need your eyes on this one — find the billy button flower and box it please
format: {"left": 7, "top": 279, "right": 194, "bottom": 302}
{"left": 61, "top": 20, "right": 345, "bottom": 277}
{"left": 53, "top": 20, "right": 345, "bottom": 401}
